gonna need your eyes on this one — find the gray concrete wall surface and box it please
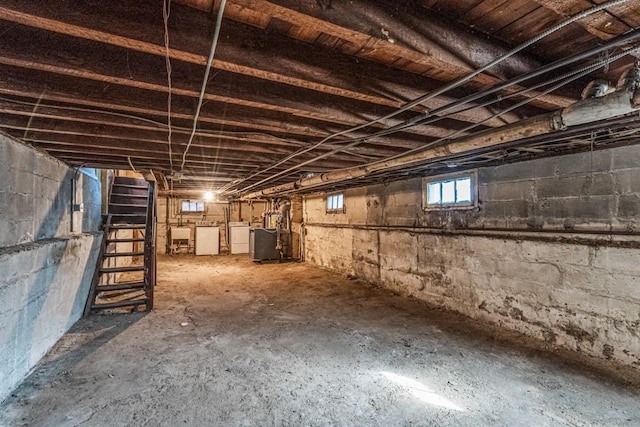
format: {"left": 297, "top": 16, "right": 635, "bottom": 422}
{"left": 0, "top": 134, "right": 102, "bottom": 403}
{"left": 303, "top": 145, "right": 640, "bottom": 368}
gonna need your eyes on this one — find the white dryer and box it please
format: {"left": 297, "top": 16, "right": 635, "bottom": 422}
{"left": 229, "top": 221, "right": 250, "bottom": 254}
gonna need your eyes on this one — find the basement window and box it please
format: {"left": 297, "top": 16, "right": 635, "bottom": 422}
{"left": 424, "top": 171, "right": 477, "bottom": 210}
{"left": 181, "top": 200, "right": 205, "bottom": 213}
{"left": 326, "top": 193, "right": 345, "bottom": 213}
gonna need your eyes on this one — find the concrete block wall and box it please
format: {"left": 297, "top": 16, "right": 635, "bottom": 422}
{"left": 0, "top": 235, "right": 101, "bottom": 402}
{"left": 0, "top": 134, "right": 102, "bottom": 403}
{"left": 303, "top": 145, "right": 640, "bottom": 368}
{"left": 424, "top": 146, "right": 640, "bottom": 231}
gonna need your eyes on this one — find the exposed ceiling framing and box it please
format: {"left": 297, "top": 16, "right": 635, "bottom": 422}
{"left": 0, "top": 0, "right": 639, "bottom": 196}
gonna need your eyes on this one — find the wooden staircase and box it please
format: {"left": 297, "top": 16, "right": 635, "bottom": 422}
{"left": 84, "top": 176, "right": 157, "bottom": 315}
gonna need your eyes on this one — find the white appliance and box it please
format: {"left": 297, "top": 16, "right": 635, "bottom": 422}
{"left": 170, "top": 227, "right": 191, "bottom": 254}
{"left": 170, "top": 227, "right": 190, "bottom": 241}
{"left": 229, "top": 221, "right": 250, "bottom": 254}
{"left": 195, "top": 226, "right": 219, "bottom": 255}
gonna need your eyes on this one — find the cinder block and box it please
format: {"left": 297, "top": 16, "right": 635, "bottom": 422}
{"left": 543, "top": 196, "right": 614, "bottom": 219}
{"left": 479, "top": 160, "right": 556, "bottom": 181}
{"left": 519, "top": 240, "right": 590, "bottom": 267}
{"left": 496, "top": 258, "right": 562, "bottom": 288}
{"left": 6, "top": 193, "right": 33, "bottom": 220}
{"left": 481, "top": 200, "right": 529, "bottom": 218}
{"left": 480, "top": 149, "right": 612, "bottom": 183}
{"left": 617, "top": 194, "right": 640, "bottom": 218}
{"left": 0, "top": 234, "right": 99, "bottom": 403}
{"left": 536, "top": 173, "right": 614, "bottom": 199}
{"left": 612, "top": 145, "right": 640, "bottom": 170}
{"left": 380, "top": 178, "right": 421, "bottom": 195}
{"left": 480, "top": 180, "right": 534, "bottom": 201}
{"left": 614, "top": 169, "right": 640, "bottom": 195}
{"left": 6, "top": 143, "right": 36, "bottom": 174}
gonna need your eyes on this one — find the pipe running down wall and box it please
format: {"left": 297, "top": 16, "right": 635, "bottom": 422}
{"left": 242, "top": 83, "right": 640, "bottom": 200}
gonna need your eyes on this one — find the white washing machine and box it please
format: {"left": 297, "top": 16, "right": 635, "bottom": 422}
{"left": 229, "top": 221, "right": 250, "bottom": 254}
{"left": 195, "top": 226, "right": 219, "bottom": 255}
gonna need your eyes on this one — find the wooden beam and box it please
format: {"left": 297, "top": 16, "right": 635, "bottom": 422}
{"left": 225, "top": 0, "right": 542, "bottom": 77}
{"left": 0, "top": 0, "right": 570, "bottom": 115}
{"left": 2, "top": 125, "right": 368, "bottom": 170}
{"left": 20, "top": 141, "right": 350, "bottom": 180}
{"left": 216, "top": 0, "right": 576, "bottom": 109}
{"left": 52, "top": 151, "right": 323, "bottom": 189}
{"left": 532, "top": 0, "right": 637, "bottom": 40}
{"left": 0, "top": 3, "right": 423, "bottom": 108}
{"left": 0, "top": 55, "right": 460, "bottom": 141}
{"left": 0, "top": 66, "right": 441, "bottom": 151}
{"left": 0, "top": 22, "right": 475, "bottom": 137}
{"left": 0, "top": 110, "right": 285, "bottom": 156}
{"left": 24, "top": 144, "right": 269, "bottom": 172}
{"left": 0, "top": 102, "right": 399, "bottom": 159}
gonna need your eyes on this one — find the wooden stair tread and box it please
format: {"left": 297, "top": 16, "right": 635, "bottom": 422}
{"left": 111, "top": 193, "right": 149, "bottom": 198}
{"left": 96, "top": 282, "right": 145, "bottom": 291}
{"left": 85, "top": 180, "right": 156, "bottom": 316}
{"left": 107, "top": 237, "right": 145, "bottom": 243}
{"left": 113, "top": 177, "right": 147, "bottom": 184}
{"left": 109, "top": 214, "right": 147, "bottom": 224}
{"left": 91, "top": 299, "right": 148, "bottom": 310}
{"left": 103, "top": 251, "right": 145, "bottom": 257}
{"left": 100, "top": 265, "right": 145, "bottom": 273}
{"left": 109, "top": 203, "right": 147, "bottom": 209}
{"left": 107, "top": 224, "right": 146, "bottom": 229}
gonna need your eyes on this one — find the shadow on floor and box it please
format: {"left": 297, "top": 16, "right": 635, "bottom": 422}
{"left": 5, "top": 312, "right": 147, "bottom": 403}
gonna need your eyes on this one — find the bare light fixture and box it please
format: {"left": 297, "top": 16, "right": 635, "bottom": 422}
{"left": 203, "top": 191, "right": 214, "bottom": 202}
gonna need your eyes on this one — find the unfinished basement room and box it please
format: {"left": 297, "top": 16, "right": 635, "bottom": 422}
{"left": 2, "top": 0, "right": 640, "bottom": 425}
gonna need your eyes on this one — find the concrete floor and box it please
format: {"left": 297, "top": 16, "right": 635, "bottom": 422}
{"left": 1, "top": 255, "right": 639, "bottom": 426}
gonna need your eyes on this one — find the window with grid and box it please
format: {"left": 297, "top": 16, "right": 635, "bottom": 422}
{"left": 424, "top": 172, "right": 476, "bottom": 209}
{"left": 181, "top": 200, "right": 205, "bottom": 213}
{"left": 326, "top": 193, "right": 345, "bottom": 213}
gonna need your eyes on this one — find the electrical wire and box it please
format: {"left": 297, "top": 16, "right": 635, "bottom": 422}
{"left": 2, "top": 0, "right": 633, "bottom": 185}
{"left": 361, "top": 47, "right": 639, "bottom": 140}
{"left": 179, "top": 0, "right": 227, "bottom": 173}
{"left": 379, "top": 0, "right": 632, "bottom": 118}
{"left": 228, "top": 1, "right": 637, "bottom": 194}
{"left": 233, "top": 45, "right": 639, "bottom": 195}
{"left": 23, "top": 89, "right": 44, "bottom": 140}
{"left": 375, "top": 51, "right": 638, "bottom": 166}
{"left": 0, "top": 96, "right": 309, "bottom": 145}
{"left": 163, "top": 0, "right": 174, "bottom": 173}
{"left": 236, "top": 0, "right": 634, "bottom": 186}
{"left": 128, "top": 156, "right": 140, "bottom": 173}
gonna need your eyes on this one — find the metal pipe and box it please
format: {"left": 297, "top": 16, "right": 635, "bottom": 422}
{"left": 242, "top": 83, "right": 640, "bottom": 199}
{"left": 562, "top": 87, "right": 640, "bottom": 127}
{"left": 232, "top": 29, "right": 640, "bottom": 196}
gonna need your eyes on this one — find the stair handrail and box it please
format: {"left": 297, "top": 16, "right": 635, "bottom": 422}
{"left": 144, "top": 181, "right": 157, "bottom": 310}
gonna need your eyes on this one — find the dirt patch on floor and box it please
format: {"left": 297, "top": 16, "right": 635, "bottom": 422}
{"left": 1, "top": 255, "right": 639, "bottom": 426}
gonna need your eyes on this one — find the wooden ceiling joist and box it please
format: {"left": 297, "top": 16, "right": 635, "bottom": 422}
{"left": 0, "top": 22, "right": 486, "bottom": 139}
{"left": 0, "top": 0, "right": 638, "bottom": 193}
{"left": 0, "top": 0, "right": 572, "bottom": 114}
{"left": 532, "top": 0, "right": 638, "bottom": 40}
